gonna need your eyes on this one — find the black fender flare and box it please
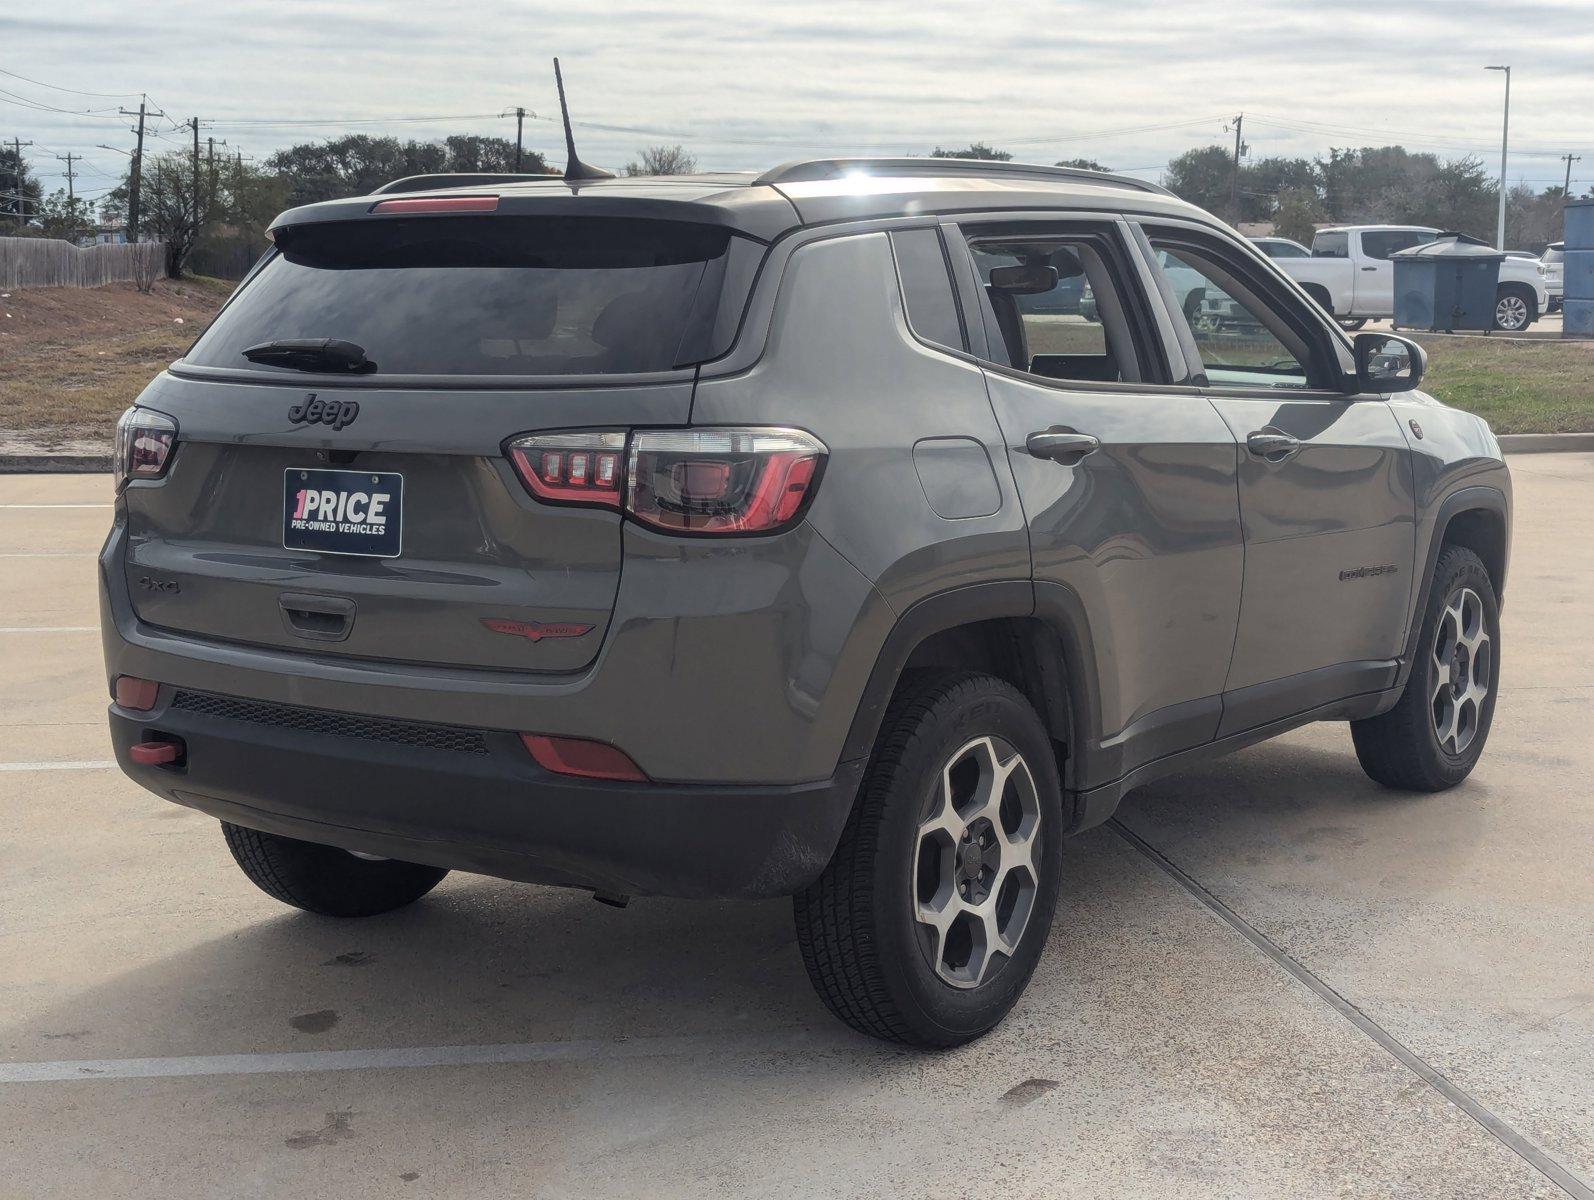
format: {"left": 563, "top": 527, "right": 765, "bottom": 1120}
{"left": 837, "top": 580, "right": 1103, "bottom": 801}
{"left": 1395, "top": 484, "right": 1510, "bottom": 691}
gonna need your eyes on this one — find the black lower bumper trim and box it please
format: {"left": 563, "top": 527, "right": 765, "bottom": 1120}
{"left": 110, "top": 700, "right": 863, "bottom": 900}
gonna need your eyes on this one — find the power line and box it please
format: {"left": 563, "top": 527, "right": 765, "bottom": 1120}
{"left": 0, "top": 65, "right": 142, "bottom": 99}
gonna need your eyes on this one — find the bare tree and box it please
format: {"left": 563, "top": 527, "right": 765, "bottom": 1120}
{"left": 624, "top": 145, "right": 698, "bottom": 176}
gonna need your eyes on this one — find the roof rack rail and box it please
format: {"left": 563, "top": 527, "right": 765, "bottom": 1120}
{"left": 372, "top": 173, "right": 557, "bottom": 195}
{"left": 752, "top": 157, "right": 1173, "bottom": 197}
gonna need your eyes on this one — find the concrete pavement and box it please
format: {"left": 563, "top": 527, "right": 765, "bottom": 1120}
{"left": 1, "top": 460, "right": 1590, "bottom": 1198}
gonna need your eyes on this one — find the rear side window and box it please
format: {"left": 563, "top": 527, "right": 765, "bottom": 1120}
{"left": 1360, "top": 229, "right": 1433, "bottom": 260}
{"left": 186, "top": 216, "right": 762, "bottom": 377}
{"left": 890, "top": 228, "right": 965, "bottom": 351}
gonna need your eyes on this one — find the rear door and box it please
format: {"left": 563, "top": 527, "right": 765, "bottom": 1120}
{"left": 947, "top": 216, "right": 1244, "bottom": 786}
{"left": 1138, "top": 223, "right": 1416, "bottom": 735}
{"left": 123, "top": 211, "right": 761, "bottom": 672}
{"left": 1354, "top": 228, "right": 1437, "bottom": 314}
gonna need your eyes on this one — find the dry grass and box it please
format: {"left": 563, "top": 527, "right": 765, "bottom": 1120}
{"left": 0, "top": 278, "right": 233, "bottom": 446}
{"left": 1414, "top": 335, "right": 1594, "bottom": 435}
{"left": 1, "top": 284, "right": 1589, "bottom": 443}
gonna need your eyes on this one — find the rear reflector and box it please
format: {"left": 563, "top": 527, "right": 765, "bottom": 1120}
{"left": 520, "top": 733, "right": 647, "bottom": 782}
{"left": 371, "top": 195, "right": 499, "bottom": 215}
{"left": 114, "top": 675, "right": 160, "bottom": 711}
{"left": 129, "top": 741, "right": 181, "bottom": 766}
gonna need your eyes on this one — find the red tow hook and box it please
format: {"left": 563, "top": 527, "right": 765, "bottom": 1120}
{"left": 129, "top": 740, "right": 183, "bottom": 766}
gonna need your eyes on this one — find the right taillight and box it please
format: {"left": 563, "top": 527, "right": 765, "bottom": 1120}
{"left": 627, "top": 429, "right": 826, "bottom": 536}
{"left": 114, "top": 406, "right": 177, "bottom": 491}
{"left": 506, "top": 427, "right": 827, "bottom": 537}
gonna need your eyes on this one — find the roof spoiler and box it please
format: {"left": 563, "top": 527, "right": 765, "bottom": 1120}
{"left": 754, "top": 157, "right": 1173, "bottom": 197}
{"left": 372, "top": 173, "right": 554, "bottom": 195}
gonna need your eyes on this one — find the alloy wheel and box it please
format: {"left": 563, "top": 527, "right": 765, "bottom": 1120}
{"left": 1495, "top": 294, "right": 1529, "bottom": 331}
{"left": 913, "top": 736, "right": 1042, "bottom": 989}
{"left": 1430, "top": 586, "right": 1491, "bottom": 755}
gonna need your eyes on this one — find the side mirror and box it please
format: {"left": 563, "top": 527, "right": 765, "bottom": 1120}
{"left": 1352, "top": 332, "right": 1425, "bottom": 394}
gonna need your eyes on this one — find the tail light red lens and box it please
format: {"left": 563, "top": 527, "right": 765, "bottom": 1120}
{"left": 520, "top": 733, "right": 647, "bottom": 782}
{"left": 506, "top": 427, "right": 827, "bottom": 536}
{"left": 508, "top": 431, "right": 626, "bottom": 508}
{"left": 114, "top": 675, "right": 160, "bottom": 711}
{"left": 628, "top": 429, "right": 826, "bottom": 535}
{"left": 114, "top": 406, "right": 177, "bottom": 491}
{"left": 371, "top": 196, "right": 499, "bottom": 215}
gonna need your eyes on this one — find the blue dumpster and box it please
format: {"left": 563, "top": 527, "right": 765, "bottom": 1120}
{"left": 1392, "top": 235, "right": 1504, "bottom": 333}
{"left": 1564, "top": 198, "right": 1594, "bottom": 339}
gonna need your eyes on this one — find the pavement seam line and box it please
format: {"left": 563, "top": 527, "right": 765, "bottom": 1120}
{"left": 0, "top": 1029, "right": 874, "bottom": 1085}
{"left": 1108, "top": 818, "right": 1594, "bottom": 1200}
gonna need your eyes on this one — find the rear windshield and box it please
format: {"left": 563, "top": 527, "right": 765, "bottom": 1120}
{"left": 185, "top": 216, "right": 761, "bottom": 377}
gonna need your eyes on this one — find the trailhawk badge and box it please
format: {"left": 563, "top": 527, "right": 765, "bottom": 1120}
{"left": 284, "top": 468, "right": 403, "bottom": 558}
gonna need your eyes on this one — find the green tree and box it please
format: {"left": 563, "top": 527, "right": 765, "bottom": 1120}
{"left": 1272, "top": 187, "right": 1328, "bottom": 244}
{"left": 930, "top": 143, "right": 1012, "bottom": 162}
{"left": 1055, "top": 157, "right": 1110, "bottom": 171}
{"left": 35, "top": 188, "right": 91, "bottom": 239}
{"left": 1163, "top": 145, "right": 1233, "bottom": 214}
{"left": 1, "top": 145, "right": 43, "bottom": 224}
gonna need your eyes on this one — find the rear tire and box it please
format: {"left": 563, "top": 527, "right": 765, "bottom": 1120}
{"left": 1351, "top": 546, "right": 1499, "bottom": 791}
{"left": 222, "top": 822, "right": 448, "bottom": 917}
{"left": 793, "top": 671, "right": 1064, "bottom": 1047}
{"left": 1336, "top": 317, "right": 1368, "bottom": 331}
{"left": 1493, "top": 284, "right": 1536, "bottom": 332}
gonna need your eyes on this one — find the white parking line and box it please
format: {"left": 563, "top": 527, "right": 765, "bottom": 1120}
{"left": 0, "top": 553, "right": 95, "bottom": 558}
{"left": 0, "top": 1029, "right": 866, "bottom": 1084}
{"left": 0, "top": 761, "right": 117, "bottom": 772}
{"left": 0, "top": 504, "right": 111, "bottom": 509}
{"left": 0, "top": 627, "right": 96, "bottom": 633}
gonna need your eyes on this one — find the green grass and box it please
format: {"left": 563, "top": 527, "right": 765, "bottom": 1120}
{"left": 1415, "top": 336, "right": 1594, "bottom": 434}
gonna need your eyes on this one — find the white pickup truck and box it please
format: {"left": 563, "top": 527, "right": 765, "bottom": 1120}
{"left": 1264, "top": 225, "right": 1550, "bottom": 332}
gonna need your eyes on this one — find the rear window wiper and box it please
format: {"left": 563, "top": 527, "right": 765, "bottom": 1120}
{"left": 241, "top": 338, "right": 375, "bottom": 374}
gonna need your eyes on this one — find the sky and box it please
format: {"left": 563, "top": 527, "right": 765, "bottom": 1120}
{"left": 3, "top": 0, "right": 1592, "bottom": 211}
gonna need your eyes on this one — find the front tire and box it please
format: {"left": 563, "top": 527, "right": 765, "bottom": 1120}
{"left": 1351, "top": 546, "right": 1500, "bottom": 791}
{"left": 793, "top": 671, "right": 1064, "bottom": 1047}
{"left": 222, "top": 822, "right": 448, "bottom": 917}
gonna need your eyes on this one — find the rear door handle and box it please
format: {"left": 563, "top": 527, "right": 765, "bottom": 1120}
{"left": 1360, "top": 266, "right": 1378, "bottom": 272}
{"left": 1246, "top": 430, "right": 1301, "bottom": 460}
{"left": 1026, "top": 430, "right": 1100, "bottom": 464}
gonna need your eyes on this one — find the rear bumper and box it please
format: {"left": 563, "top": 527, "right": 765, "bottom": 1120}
{"left": 109, "top": 692, "right": 863, "bottom": 899}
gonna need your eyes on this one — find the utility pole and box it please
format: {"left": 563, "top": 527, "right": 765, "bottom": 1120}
{"left": 8, "top": 137, "right": 33, "bottom": 227}
{"left": 1563, "top": 153, "right": 1582, "bottom": 199}
{"left": 55, "top": 152, "right": 80, "bottom": 232}
{"left": 206, "top": 135, "right": 227, "bottom": 220}
{"left": 1485, "top": 65, "right": 1510, "bottom": 249}
{"left": 118, "top": 96, "right": 149, "bottom": 242}
{"left": 189, "top": 117, "right": 201, "bottom": 233}
{"left": 1229, "top": 113, "right": 1245, "bottom": 222}
{"left": 515, "top": 106, "right": 526, "bottom": 171}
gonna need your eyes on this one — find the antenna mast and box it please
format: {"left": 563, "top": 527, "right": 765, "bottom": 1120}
{"left": 554, "top": 58, "right": 613, "bottom": 182}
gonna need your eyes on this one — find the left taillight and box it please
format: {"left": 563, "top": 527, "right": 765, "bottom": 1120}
{"left": 506, "top": 427, "right": 827, "bottom": 537}
{"left": 114, "top": 406, "right": 177, "bottom": 491}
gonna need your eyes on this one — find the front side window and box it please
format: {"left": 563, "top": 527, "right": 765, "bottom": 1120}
{"left": 186, "top": 216, "right": 761, "bottom": 377}
{"left": 1149, "top": 238, "right": 1326, "bottom": 390}
{"left": 962, "top": 229, "right": 1146, "bottom": 385}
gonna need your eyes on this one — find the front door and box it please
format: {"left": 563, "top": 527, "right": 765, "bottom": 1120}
{"left": 1142, "top": 225, "right": 1417, "bottom": 736}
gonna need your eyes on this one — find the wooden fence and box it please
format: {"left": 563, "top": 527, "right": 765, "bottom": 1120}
{"left": 0, "top": 237, "right": 165, "bottom": 290}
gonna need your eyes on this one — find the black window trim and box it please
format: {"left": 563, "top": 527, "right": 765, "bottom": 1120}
{"left": 1131, "top": 217, "right": 1363, "bottom": 400}
{"left": 938, "top": 212, "right": 1185, "bottom": 395}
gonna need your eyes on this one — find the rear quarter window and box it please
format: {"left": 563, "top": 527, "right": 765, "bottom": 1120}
{"left": 889, "top": 228, "right": 965, "bottom": 351}
{"left": 185, "top": 215, "right": 763, "bottom": 377}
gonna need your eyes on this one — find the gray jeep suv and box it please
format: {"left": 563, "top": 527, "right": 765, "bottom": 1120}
{"left": 102, "top": 158, "right": 1510, "bottom": 1047}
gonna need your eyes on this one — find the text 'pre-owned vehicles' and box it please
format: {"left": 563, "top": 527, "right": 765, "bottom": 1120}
{"left": 1274, "top": 224, "right": 1549, "bottom": 331}
{"left": 104, "top": 159, "right": 1511, "bottom": 1047}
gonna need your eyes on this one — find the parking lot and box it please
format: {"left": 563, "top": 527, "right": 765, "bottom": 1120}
{"left": 2, "top": 456, "right": 1591, "bottom": 1198}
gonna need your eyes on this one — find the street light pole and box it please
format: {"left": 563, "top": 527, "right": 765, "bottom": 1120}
{"left": 1486, "top": 65, "right": 1510, "bottom": 249}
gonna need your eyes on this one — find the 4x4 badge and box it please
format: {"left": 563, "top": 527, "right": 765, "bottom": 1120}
{"left": 288, "top": 394, "right": 360, "bottom": 431}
